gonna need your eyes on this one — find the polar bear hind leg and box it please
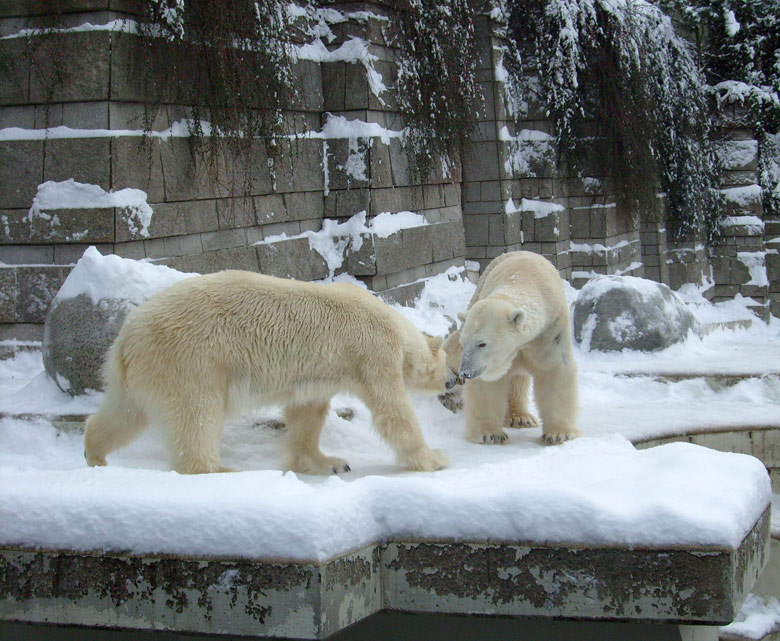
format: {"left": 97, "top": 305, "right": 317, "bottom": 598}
{"left": 284, "top": 400, "right": 351, "bottom": 475}
{"left": 84, "top": 384, "right": 149, "bottom": 467}
{"left": 464, "top": 377, "right": 510, "bottom": 444}
{"left": 506, "top": 375, "right": 539, "bottom": 428}
{"left": 533, "top": 363, "right": 580, "bottom": 445}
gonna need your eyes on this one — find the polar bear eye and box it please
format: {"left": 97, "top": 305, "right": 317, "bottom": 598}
{"left": 477, "top": 342, "right": 487, "bottom": 348}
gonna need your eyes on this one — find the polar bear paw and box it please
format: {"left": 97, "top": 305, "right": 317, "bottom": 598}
{"left": 467, "top": 429, "right": 509, "bottom": 445}
{"left": 541, "top": 430, "right": 579, "bottom": 445}
{"left": 405, "top": 448, "right": 450, "bottom": 472}
{"left": 288, "top": 453, "right": 351, "bottom": 475}
{"left": 508, "top": 413, "right": 539, "bottom": 428}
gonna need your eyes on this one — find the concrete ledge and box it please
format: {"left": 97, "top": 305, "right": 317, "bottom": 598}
{"left": 0, "top": 508, "right": 770, "bottom": 639}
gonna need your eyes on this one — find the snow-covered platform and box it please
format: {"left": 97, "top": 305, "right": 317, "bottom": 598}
{"left": 0, "top": 507, "right": 771, "bottom": 639}
{"left": 0, "top": 429, "right": 773, "bottom": 640}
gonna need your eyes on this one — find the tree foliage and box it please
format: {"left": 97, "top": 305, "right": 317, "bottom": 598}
{"left": 507, "top": 0, "right": 723, "bottom": 242}
{"left": 662, "top": 0, "right": 780, "bottom": 216}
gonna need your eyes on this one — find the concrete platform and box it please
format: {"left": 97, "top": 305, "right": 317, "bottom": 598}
{"left": 0, "top": 508, "right": 771, "bottom": 640}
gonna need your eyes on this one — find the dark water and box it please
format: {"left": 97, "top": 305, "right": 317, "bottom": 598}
{"left": 1, "top": 613, "right": 692, "bottom": 640}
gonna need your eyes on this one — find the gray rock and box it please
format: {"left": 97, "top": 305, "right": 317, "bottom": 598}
{"left": 42, "top": 294, "right": 132, "bottom": 395}
{"left": 573, "top": 275, "right": 700, "bottom": 352}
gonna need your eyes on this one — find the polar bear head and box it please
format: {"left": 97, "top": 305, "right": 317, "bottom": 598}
{"left": 457, "top": 298, "right": 526, "bottom": 382}
{"left": 403, "top": 335, "right": 458, "bottom": 394}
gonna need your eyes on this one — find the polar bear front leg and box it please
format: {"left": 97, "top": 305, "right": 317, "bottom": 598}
{"left": 463, "top": 377, "right": 511, "bottom": 444}
{"left": 506, "top": 375, "right": 539, "bottom": 428}
{"left": 284, "top": 401, "right": 351, "bottom": 474}
{"left": 533, "top": 362, "right": 580, "bottom": 445}
{"left": 361, "top": 379, "right": 449, "bottom": 472}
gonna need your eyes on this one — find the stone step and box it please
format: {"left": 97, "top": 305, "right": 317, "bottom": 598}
{"left": 0, "top": 508, "right": 770, "bottom": 640}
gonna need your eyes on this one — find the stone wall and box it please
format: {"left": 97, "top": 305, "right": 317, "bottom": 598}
{"left": 0, "top": 0, "right": 777, "bottom": 341}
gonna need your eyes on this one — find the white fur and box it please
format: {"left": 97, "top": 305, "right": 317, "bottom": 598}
{"left": 84, "top": 271, "right": 450, "bottom": 475}
{"left": 444, "top": 252, "right": 580, "bottom": 446}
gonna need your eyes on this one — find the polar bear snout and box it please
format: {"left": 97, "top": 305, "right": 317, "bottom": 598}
{"left": 458, "top": 355, "right": 485, "bottom": 380}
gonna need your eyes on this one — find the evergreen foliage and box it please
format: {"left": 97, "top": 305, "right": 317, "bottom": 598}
{"left": 507, "top": 0, "right": 723, "bottom": 242}
{"left": 395, "top": 0, "right": 480, "bottom": 180}
{"left": 662, "top": 0, "right": 780, "bottom": 216}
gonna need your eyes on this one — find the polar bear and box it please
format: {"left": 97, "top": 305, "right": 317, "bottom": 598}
{"left": 84, "top": 270, "right": 454, "bottom": 475}
{"left": 444, "top": 251, "right": 580, "bottom": 445}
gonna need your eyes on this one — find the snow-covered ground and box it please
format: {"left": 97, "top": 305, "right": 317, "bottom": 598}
{"left": 1, "top": 256, "right": 779, "bottom": 634}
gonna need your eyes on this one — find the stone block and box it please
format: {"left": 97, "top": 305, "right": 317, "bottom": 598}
{"left": 112, "top": 241, "right": 146, "bottom": 260}
{"left": 216, "top": 197, "right": 255, "bottom": 230}
{"left": 342, "top": 233, "right": 374, "bottom": 276}
{"left": 15, "top": 265, "right": 71, "bottom": 324}
{"left": 274, "top": 139, "right": 325, "bottom": 193}
{"left": 160, "top": 246, "right": 259, "bottom": 275}
{"left": 116, "top": 200, "right": 218, "bottom": 243}
{"left": 325, "top": 188, "right": 371, "bottom": 219}
{"left": 0, "top": 268, "right": 15, "bottom": 323}
{"left": 0, "top": 245, "right": 53, "bottom": 265}
{"left": 201, "top": 228, "right": 248, "bottom": 253}
{"left": 0, "top": 37, "right": 28, "bottom": 104}
{"left": 463, "top": 214, "right": 489, "bottom": 247}
{"left": 326, "top": 138, "right": 370, "bottom": 191}
{"left": 344, "top": 61, "right": 369, "bottom": 110}
{"left": 29, "top": 31, "right": 110, "bottom": 103}
{"left": 62, "top": 101, "right": 110, "bottom": 129}
{"left": 283, "top": 191, "right": 323, "bottom": 222}
{"left": 256, "top": 236, "right": 329, "bottom": 281}
{"left": 253, "top": 193, "right": 287, "bottom": 225}
{"left": 431, "top": 221, "right": 466, "bottom": 263}
{"left": 321, "top": 61, "right": 346, "bottom": 111}
{"left": 162, "top": 233, "right": 203, "bottom": 257}
{"left": 370, "top": 140, "right": 393, "bottom": 188}
{"left": 388, "top": 139, "right": 412, "bottom": 187}
{"left": 160, "top": 138, "right": 228, "bottom": 201}
{"left": 54, "top": 244, "right": 112, "bottom": 265}
{"left": 462, "top": 141, "right": 500, "bottom": 182}
{"left": 0, "top": 140, "right": 44, "bottom": 209}
{"left": 31, "top": 207, "right": 115, "bottom": 244}
{"left": 110, "top": 136, "right": 166, "bottom": 203}
{"left": 374, "top": 225, "right": 433, "bottom": 274}
{"left": 288, "top": 60, "right": 323, "bottom": 112}
{"left": 43, "top": 137, "right": 112, "bottom": 191}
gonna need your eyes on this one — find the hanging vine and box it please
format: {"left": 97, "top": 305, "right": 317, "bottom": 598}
{"left": 394, "top": 0, "right": 480, "bottom": 181}
{"left": 506, "top": 0, "right": 723, "bottom": 243}
{"left": 134, "top": 0, "right": 298, "bottom": 171}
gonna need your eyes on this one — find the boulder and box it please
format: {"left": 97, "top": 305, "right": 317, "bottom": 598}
{"left": 572, "top": 275, "right": 700, "bottom": 352}
{"left": 43, "top": 247, "right": 194, "bottom": 395}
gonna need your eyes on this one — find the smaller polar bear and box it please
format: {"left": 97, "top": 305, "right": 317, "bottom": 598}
{"left": 84, "top": 271, "right": 454, "bottom": 475}
{"left": 444, "top": 251, "right": 580, "bottom": 445}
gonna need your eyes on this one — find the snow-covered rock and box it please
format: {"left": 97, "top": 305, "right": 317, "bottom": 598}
{"left": 573, "top": 275, "right": 700, "bottom": 352}
{"left": 42, "top": 247, "right": 194, "bottom": 395}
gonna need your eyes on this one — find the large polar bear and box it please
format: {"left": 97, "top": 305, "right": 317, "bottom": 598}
{"left": 444, "top": 251, "right": 580, "bottom": 445}
{"left": 84, "top": 270, "right": 454, "bottom": 475}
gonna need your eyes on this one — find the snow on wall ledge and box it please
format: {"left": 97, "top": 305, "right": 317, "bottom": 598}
{"left": 0, "top": 434, "right": 770, "bottom": 562}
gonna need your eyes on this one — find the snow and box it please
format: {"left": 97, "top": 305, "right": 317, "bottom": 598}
{"left": 0, "top": 254, "right": 777, "bottom": 565}
{"left": 29, "top": 180, "right": 155, "bottom": 238}
{"left": 255, "top": 210, "right": 429, "bottom": 279}
{"left": 720, "top": 594, "right": 780, "bottom": 641}
{"left": 505, "top": 197, "right": 565, "bottom": 218}
{"left": 54, "top": 246, "right": 195, "bottom": 307}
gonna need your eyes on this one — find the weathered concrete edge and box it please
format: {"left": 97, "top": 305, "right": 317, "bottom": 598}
{"left": 0, "top": 508, "right": 770, "bottom": 638}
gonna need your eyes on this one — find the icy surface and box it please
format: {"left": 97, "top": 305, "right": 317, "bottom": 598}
{"left": 0, "top": 254, "right": 777, "bottom": 561}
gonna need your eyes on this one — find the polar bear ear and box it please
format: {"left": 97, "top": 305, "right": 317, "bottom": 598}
{"left": 509, "top": 309, "right": 525, "bottom": 326}
{"left": 457, "top": 311, "right": 467, "bottom": 322}
{"left": 427, "top": 335, "right": 443, "bottom": 350}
